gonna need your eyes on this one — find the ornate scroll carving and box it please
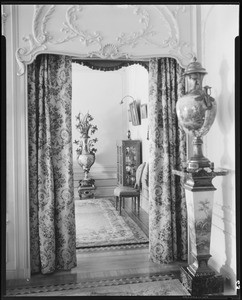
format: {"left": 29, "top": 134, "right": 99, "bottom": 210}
{"left": 171, "top": 5, "right": 186, "bottom": 17}
{"left": 15, "top": 4, "right": 195, "bottom": 75}
{"left": 89, "top": 43, "right": 130, "bottom": 59}
{"left": 50, "top": 5, "right": 103, "bottom": 46}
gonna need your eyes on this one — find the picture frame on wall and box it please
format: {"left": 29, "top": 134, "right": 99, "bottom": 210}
{"left": 129, "top": 101, "right": 141, "bottom": 126}
{"left": 141, "top": 104, "right": 148, "bottom": 119}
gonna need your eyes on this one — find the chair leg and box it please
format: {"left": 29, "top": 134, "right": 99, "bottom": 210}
{"left": 134, "top": 196, "right": 136, "bottom": 211}
{"left": 115, "top": 196, "right": 118, "bottom": 210}
{"left": 137, "top": 195, "right": 140, "bottom": 215}
{"left": 123, "top": 197, "right": 125, "bottom": 209}
{"left": 119, "top": 196, "right": 122, "bottom": 215}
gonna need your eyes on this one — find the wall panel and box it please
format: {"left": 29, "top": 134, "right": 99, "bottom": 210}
{"left": 200, "top": 4, "right": 239, "bottom": 291}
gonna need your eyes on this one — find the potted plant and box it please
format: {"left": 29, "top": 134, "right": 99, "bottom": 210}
{"left": 74, "top": 112, "right": 98, "bottom": 184}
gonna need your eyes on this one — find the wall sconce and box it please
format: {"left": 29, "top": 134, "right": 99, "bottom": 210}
{"left": 120, "top": 95, "right": 135, "bottom": 104}
{"left": 173, "top": 57, "right": 228, "bottom": 296}
{"left": 120, "top": 95, "right": 141, "bottom": 126}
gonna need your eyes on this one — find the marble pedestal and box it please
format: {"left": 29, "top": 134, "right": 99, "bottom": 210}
{"left": 173, "top": 167, "right": 228, "bottom": 296}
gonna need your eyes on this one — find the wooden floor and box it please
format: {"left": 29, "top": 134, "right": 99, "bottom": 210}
{"left": 5, "top": 197, "right": 235, "bottom": 296}
{"left": 6, "top": 197, "right": 183, "bottom": 290}
{"left": 6, "top": 245, "right": 187, "bottom": 289}
{"left": 121, "top": 196, "right": 149, "bottom": 236}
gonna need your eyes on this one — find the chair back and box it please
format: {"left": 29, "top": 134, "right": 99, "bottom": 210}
{"left": 134, "top": 162, "right": 146, "bottom": 190}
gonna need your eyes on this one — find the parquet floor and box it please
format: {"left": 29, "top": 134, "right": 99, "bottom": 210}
{"left": 6, "top": 245, "right": 186, "bottom": 289}
{"left": 5, "top": 197, "right": 235, "bottom": 296}
{"left": 6, "top": 199, "right": 184, "bottom": 291}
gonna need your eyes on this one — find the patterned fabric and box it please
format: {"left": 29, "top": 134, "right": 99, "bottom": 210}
{"left": 28, "top": 54, "right": 77, "bottom": 274}
{"left": 148, "top": 57, "right": 187, "bottom": 263}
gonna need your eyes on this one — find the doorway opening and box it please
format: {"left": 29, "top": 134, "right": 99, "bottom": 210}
{"left": 71, "top": 61, "right": 150, "bottom": 250}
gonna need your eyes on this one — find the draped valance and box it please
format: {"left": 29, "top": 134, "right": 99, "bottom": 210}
{"left": 72, "top": 59, "right": 149, "bottom": 72}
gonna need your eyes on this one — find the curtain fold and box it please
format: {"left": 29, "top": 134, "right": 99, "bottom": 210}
{"left": 28, "top": 54, "right": 77, "bottom": 274}
{"left": 148, "top": 57, "right": 187, "bottom": 264}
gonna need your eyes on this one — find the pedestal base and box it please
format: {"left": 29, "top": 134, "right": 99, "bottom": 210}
{"left": 78, "top": 186, "right": 95, "bottom": 199}
{"left": 180, "top": 266, "right": 224, "bottom": 296}
{"left": 78, "top": 179, "right": 95, "bottom": 199}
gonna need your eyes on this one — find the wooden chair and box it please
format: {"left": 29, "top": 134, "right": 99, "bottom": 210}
{"left": 114, "top": 162, "right": 146, "bottom": 215}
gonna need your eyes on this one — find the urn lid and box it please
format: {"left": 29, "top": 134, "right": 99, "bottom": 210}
{"left": 184, "top": 57, "right": 207, "bottom": 75}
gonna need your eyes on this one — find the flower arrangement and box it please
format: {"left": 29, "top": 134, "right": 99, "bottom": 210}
{"left": 73, "top": 112, "right": 98, "bottom": 156}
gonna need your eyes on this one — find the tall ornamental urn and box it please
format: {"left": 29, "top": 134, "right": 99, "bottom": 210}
{"left": 74, "top": 112, "right": 98, "bottom": 199}
{"left": 173, "top": 57, "right": 228, "bottom": 296}
{"left": 176, "top": 57, "right": 217, "bottom": 171}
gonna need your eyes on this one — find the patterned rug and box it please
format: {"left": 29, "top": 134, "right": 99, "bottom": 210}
{"left": 6, "top": 275, "right": 190, "bottom": 296}
{"left": 75, "top": 198, "right": 148, "bottom": 248}
{"left": 82, "top": 279, "right": 191, "bottom": 296}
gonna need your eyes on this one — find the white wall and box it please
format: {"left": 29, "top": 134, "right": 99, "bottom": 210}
{"left": 201, "top": 4, "right": 239, "bottom": 290}
{"left": 123, "top": 65, "right": 149, "bottom": 162}
{"left": 72, "top": 63, "right": 124, "bottom": 197}
{"left": 72, "top": 63, "right": 149, "bottom": 200}
{"left": 123, "top": 64, "right": 149, "bottom": 212}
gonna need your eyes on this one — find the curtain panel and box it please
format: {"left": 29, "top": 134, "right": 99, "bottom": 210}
{"left": 148, "top": 57, "right": 187, "bottom": 264}
{"left": 28, "top": 54, "right": 77, "bottom": 274}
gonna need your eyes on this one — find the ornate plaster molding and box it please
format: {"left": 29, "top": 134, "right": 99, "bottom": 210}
{"left": 171, "top": 5, "right": 186, "bottom": 17}
{"left": 15, "top": 4, "right": 195, "bottom": 75}
{"left": 88, "top": 43, "right": 130, "bottom": 59}
{"left": 153, "top": 5, "right": 194, "bottom": 66}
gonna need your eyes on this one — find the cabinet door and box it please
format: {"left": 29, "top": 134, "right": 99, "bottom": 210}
{"left": 123, "top": 141, "right": 141, "bottom": 187}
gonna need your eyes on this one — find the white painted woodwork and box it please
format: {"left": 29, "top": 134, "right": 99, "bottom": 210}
{"left": 200, "top": 5, "right": 239, "bottom": 291}
{"left": 13, "top": 4, "right": 197, "bottom": 76}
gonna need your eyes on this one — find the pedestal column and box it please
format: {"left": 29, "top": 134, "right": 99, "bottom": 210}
{"left": 173, "top": 168, "right": 228, "bottom": 296}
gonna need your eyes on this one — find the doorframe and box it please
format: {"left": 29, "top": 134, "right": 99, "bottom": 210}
{"left": 5, "top": 4, "right": 200, "bottom": 280}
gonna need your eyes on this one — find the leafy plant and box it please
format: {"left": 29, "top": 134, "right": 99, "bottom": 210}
{"left": 73, "top": 112, "right": 98, "bottom": 156}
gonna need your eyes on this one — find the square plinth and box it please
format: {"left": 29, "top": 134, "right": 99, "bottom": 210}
{"left": 180, "top": 265, "right": 224, "bottom": 296}
{"left": 78, "top": 186, "right": 95, "bottom": 199}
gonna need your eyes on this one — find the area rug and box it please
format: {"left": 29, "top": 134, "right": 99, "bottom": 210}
{"left": 86, "top": 279, "right": 191, "bottom": 296}
{"left": 75, "top": 198, "right": 149, "bottom": 248}
{"left": 7, "top": 279, "right": 190, "bottom": 296}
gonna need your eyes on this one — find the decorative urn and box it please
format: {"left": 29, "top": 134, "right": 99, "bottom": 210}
{"left": 176, "top": 57, "right": 217, "bottom": 171}
{"left": 74, "top": 112, "right": 98, "bottom": 186}
{"left": 174, "top": 58, "right": 228, "bottom": 296}
{"left": 77, "top": 137, "right": 96, "bottom": 182}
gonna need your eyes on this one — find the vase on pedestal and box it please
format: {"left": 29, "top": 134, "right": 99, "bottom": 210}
{"left": 173, "top": 57, "right": 228, "bottom": 296}
{"left": 77, "top": 148, "right": 96, "bottom": 199}
{"left": 77, "top": 137, "right": 95, "bottom": 184}
{"left": 74, "top": 112, "right": 98, "bottom": 199}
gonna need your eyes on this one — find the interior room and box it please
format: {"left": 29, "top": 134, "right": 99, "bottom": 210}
{"left": 2, "top": 4, "right": 239, "bottom": 297}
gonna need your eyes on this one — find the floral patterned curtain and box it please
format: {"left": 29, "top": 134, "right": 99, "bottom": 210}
{"left": 148, "top": 57, "right": 187, "bottom": 263}
{"left": 28, "top": 54, "right": 77, "bottom": 274}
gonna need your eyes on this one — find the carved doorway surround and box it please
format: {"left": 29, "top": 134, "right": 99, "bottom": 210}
{"left": 4, "top": 4, "right": 197, "bottom": 279}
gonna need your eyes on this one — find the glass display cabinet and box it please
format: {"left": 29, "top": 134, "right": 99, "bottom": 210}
{"left": 117, "top": 140, "right": 142, "bottom": 187}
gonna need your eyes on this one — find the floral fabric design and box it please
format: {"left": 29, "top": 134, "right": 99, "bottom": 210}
{"left": 148, "top": 58, "right": 187, "bottom": 263}
{"left": 28, "top": 54, "right": 77, "bottom": 274}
